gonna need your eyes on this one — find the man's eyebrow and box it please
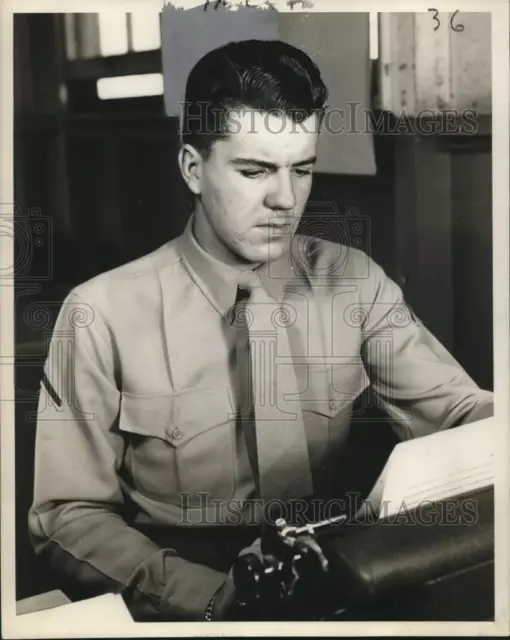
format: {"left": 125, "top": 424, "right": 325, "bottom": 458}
{"left": 229, "top": 156, "right": 317, "bottom": 169}
{"left": 292, "top": 156, "right": 317, "bottom": 167}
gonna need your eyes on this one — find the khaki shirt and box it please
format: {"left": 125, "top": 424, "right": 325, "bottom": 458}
{"left": 29, "top": 216, "right": 493, "bottom": 619}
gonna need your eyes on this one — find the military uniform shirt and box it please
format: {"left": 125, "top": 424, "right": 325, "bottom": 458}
{"left": 29, "top": 214, "right": 494, "bottom": 619}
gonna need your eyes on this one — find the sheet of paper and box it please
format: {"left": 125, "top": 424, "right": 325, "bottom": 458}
{"left": 362, "top": 418, "right": 495, "bottom": 519}
{"left": 15, "top": 593, "right": 132, "bottom": 625}
{"left": 16, "top": 589, "right": 71, "bottom": 615}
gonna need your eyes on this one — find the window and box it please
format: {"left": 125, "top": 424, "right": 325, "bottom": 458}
{"left": 98, "top": 13, "right": 129, "bottom": 57}
{"left": 65, "top": 13, "right": 161, "bottom": 59}
{"left": 63, "top": 13, "right": 163, "bottom": 106}
{"left": 97, "top": 73, "right": 164, "bottom": 100}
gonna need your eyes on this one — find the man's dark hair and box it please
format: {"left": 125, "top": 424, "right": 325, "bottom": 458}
{"left": 181, "top": 39, "right": 328, "bottom": 156}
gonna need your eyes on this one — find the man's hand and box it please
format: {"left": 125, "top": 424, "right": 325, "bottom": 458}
{"left": 211, "top": 537, "right": 263, "bottom": 620}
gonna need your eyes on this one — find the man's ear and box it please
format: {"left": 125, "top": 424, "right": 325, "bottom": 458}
{"left": 178, "top": 144, "right": 203, "bottom": 196}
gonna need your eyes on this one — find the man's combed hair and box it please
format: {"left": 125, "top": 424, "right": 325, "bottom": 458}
{"left": 181, "top": 39, "right": 328, "bottom": 155}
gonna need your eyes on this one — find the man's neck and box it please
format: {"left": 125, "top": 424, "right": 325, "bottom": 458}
{"left": 191, "top": 211, "right": 263, "bottom": 272}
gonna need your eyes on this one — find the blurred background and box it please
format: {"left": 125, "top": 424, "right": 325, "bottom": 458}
{"left": 13, "top": 11, "right": 493, "bottom": 601}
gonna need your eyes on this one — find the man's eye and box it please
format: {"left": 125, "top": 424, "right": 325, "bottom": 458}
{"left": 240, "top": 169, "right": 266, "bottom": 179}
{"left": 293, "top": 168, "right": 313, "bottom": 177}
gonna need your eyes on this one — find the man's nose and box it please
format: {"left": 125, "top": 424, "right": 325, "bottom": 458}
{"left": 265, "top": 172, "right": 296, "bottom": 211}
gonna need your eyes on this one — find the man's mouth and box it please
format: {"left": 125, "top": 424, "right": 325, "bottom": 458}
{"left": 256, "top": 223, "right": 292, "bottom": 233}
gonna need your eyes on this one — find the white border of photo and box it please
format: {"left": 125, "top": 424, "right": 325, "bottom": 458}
{"left": 1, "top": 0, "right": 508, "bottom": 637}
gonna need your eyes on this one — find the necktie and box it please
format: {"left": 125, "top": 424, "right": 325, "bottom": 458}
{"left": 233, "top": 271, "right": 314, "bottom": 502}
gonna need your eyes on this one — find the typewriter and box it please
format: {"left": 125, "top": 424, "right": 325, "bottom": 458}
{"left": 232, "top": 488, "right": 494, "bottom": 621}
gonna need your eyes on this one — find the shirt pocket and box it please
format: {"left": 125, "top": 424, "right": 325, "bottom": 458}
{"left": 329, "top": 360, "right": 369, "bottom": 448}
{"left": 301, "top": 401, "right": 337, "bottom": 469}
{"left": 118, "top": 386, "right": 237, "bottom": 505}
{"left": 332, "top": 360, "right": 368, "bottom": 402}
{"left": 301, "top": 361, "right": 369, "bottom": 458}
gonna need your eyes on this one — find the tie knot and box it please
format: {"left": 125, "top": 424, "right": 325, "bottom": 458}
{"left": 237, "top": 270, "right": 261, "bottom": 293}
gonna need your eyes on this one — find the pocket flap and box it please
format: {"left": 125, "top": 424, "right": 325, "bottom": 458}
{"left": 172, "top": 386, "right": 234, "bottom": 446}
{"left": 301, "top": 360, "right": 368, "bottom": 418}
{"left": 119, "top": 387, "right": 234, "bottom": 447}
{"left": 119, "top": 393, "right": 174, "bottom": 441}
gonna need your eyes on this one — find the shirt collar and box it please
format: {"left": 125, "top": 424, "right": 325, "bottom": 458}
{"left": 178, "top": 214, "right": 313, "bottom": 318}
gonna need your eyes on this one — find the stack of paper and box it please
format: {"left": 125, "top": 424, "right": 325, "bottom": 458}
{"left": 361, "top": 418, "right": 495, "bottom": 519}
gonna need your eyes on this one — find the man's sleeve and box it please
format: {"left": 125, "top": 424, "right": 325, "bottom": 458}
{"left": 28, "top": 291, "right": 228, "bottom": 620}
{"left": 358, "top": 259, "right": 494, "bottom": 440}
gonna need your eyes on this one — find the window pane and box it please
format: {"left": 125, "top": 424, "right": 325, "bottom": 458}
{"left": 97, "top": 73, "right": 164, "bottom": 99}
{"left": 64, "top": 14, "right": 77, "bottom": 60}
{"left": 369, "top": 12, "right": 379, "bottom": 60}
{"left": 98, "top": 12, "right": 128, "bottom": 57}
{"left": 130, "top": 12, "right": 161, "bottom": 52}
{"left": 79, "top": 14, "right": 101, "bottom": 59}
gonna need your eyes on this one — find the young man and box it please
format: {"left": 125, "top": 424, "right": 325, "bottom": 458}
{"left": 29, "top": 40, "right": 493, "bottom": 621}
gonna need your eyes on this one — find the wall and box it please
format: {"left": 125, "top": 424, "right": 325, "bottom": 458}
{"left": 392, "top": 125, "right": 493, "bottom": 391}
{"left": 451, "top": 149, "right": 493, "bottom": 391}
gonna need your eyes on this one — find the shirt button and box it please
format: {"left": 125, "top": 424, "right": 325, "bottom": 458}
{"left": 329, "top": 400, "right": 338, "bottom": 411}
{"left": 172, "top": 428, "right": 183, "bottom": 440}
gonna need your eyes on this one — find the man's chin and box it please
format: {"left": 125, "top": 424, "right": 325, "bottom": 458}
{"left": 242, "top": 240, "right": 289, "bottom": 265}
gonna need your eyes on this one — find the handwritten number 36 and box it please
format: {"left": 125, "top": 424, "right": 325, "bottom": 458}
{"left": 428, "top": 9, "right": 464, "bottom": 32}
